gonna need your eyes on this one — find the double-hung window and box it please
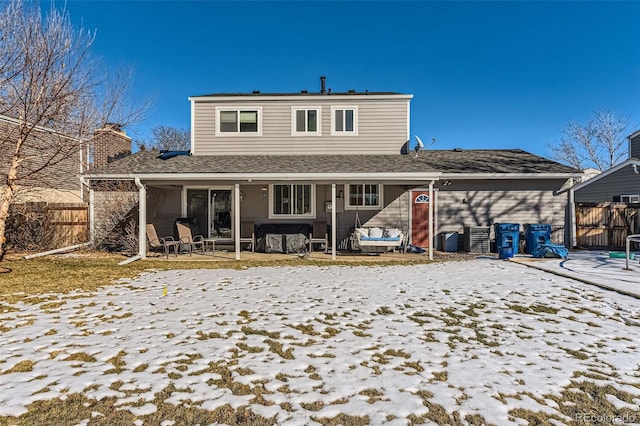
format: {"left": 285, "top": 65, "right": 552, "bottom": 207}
{"left": 292, "top": 107, "right": 321, "bottom": 136}
{"left": 270, "top": 184, "right": 315, "bottom": 218}
{"left": 216, "top": 107, "right": 262, "bottom": 135}
{"left": 331, "top": 106, "right": 358, "bottom": 135}
{"left": 346, "top": 184, "right": 382, "bottom": 210}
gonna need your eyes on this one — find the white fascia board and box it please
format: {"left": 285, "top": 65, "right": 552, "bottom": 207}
{"left": 440, "top": 173, "right": 584, "bottom": 180}
{"left": 84, "top": 171, "right": 442, "bottom": 182}
{"left": 571, "top": 159, "right": 640, "bottom": 192}
{"left": 627, "top": 129, "right": 640, "bottom": 140}
{"left": 188, "top": 94, "right": 413, "bottom": 102}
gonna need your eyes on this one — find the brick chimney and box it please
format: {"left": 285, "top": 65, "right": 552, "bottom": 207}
{"left": 91, "top": 123, "right": 132, "bottom": 167}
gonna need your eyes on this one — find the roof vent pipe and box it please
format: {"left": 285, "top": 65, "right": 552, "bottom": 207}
{"left": 320, "top": 76, "right": 326, "bottom": 94}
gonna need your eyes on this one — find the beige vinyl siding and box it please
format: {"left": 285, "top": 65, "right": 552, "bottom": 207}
{"left": 435, "top": 180, "right": 569, "bottom": 238}
{"left": 574, "top": 167, "right": 640, "bottom": 203}
{"left": 192, "top": 97, "right": 409, "bottom": 155}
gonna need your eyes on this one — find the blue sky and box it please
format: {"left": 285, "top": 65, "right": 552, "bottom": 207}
{"left": 60, "top": 1, "right": 640, "bottom": 158}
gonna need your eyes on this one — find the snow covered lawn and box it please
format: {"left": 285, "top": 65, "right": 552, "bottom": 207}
{"left": 1, "top": 259, "right": 639, "bottom": 425}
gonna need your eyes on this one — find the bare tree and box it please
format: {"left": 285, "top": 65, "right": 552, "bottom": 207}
{"left": 137, "top": 125, "right": 191, "bottom": 152}
{"left": 548, "top": 110, "right": 630, "bottom": 171}
{"left": 0, "top": 0, "right": 146, "bottom": 261}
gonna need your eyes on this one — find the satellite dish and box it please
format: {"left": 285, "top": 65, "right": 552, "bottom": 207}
{"left": 415, "top": 135, "right": 425, "bottom": 150}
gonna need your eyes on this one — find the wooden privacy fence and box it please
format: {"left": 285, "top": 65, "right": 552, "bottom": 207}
{"left": 45, "top": 203, "right": 89, "bottom": 247}
{"left": 7, "top": 202, "right": 89, "bottom": 250}
{"left": 575, "top": 202, "right": 640, "bottom": 250}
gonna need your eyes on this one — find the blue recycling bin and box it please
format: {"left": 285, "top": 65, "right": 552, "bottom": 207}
{"left": 494, "top": 223, "right": 521, "bottom": 255}
{"left": 524, "top": 224, "right": 552, "bottom": 254}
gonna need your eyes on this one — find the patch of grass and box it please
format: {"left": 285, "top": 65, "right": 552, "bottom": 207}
{"left": 1, "top": 359, "right": 34, "bottom": 374}
{"left": 375, "top": 306, "right": 394, "bottom": 315}
{"left": 359, "top": 388, "right": 386, "bottom": 404}
{"left": 287, "top": 323, "right": 320, "bottom": 336}
{"left": 508, "top": 303, "right": 560, "bottom": 315}
{"left": 559, "top": 347, "right": 589, "bottom": 360}
{"left": 195, "top": 330, "right": 223, "bottom": 340}
{"left": 104, "top": 350, "right": 127, "bottom": 374}
{"left": 311, "top": 413, "right": 369, "bottom": 426}
{"left": 265, "top": 339, "right": 294, "bottom": 360}
{"left": 0, "top": 387, "right": 277, "bottom": 426}
{"left": 241, "top": 326, "right": 280, "bottom": 339}
{"left": 62, "top": 352, "right": 97, "bottom": 363}
{"left": 0, "top": 254, "right": 435, "bottom": 305}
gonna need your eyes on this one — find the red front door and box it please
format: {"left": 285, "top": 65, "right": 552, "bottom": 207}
{"left": 411, "top": 190, "right": 433, "bottom": 248}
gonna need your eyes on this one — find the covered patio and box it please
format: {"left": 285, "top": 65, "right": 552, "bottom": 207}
{"left": 82, "top": 150, "right": 442, "bottom": 263}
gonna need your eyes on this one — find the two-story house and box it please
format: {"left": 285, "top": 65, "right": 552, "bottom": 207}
{"left": 84, "top": 78, "right": 581, "bottom": 260}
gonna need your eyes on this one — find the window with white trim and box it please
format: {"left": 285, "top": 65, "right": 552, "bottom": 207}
{"left": 346, "top": 184, "right": 382, "bottom": 209}
{"left": 331, "top": 106, "right": 358, "bottom": 135}
{"left": 292, "top": 107, "right": 321, "bottom": 135}
{"left": 270, "top": 184, "right": 315, "bottom": 218}
{"left": 216, "top": 107, "right": 262, "bottom": 135}
{"left": 621, "top": 194, "right": 640, "bottom": 203}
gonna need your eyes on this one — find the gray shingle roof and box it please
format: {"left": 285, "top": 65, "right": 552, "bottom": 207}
{"left": 87, "top": 149, "right": 579, "bottom": 177}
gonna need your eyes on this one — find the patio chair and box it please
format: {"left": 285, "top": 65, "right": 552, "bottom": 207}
{"left": 239, "top": 221, "right": 255, "bottom": 252}
{"left": 146, "top": 224, "right": 179, "bottom": 258}
{"left": 176, "top": 223, "right": 205, "bottom": 255}
{"left": 309, "top": 221, "right": 328, "bottom": 253}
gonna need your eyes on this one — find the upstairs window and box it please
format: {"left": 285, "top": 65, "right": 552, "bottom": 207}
{"left": 292, "top": 107, "right": 321, "bottom": 135}
{"left": 216, "top": 107, "right": 262, "bottom": 135}
{"left": 270, "top": 184, "right": 315, "bottom": 218}
{"left": 331, "top": 106, "right": 358, "bottom": 135}
{"left": 346, "top": 184, "right": 382, "bottom": 209}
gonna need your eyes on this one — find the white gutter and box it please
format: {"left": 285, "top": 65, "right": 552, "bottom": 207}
{"left": 24, "top": 242, "right": 92, "bottom": 259}
{"left": 439, "top": 173, "right": 583, "bottom": 180}
{"left": 83, "top": 172, "right": 443, "bottom": 182}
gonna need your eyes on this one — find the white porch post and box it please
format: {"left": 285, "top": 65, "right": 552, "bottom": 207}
{"left": 135, "top": 178, "right": 147, "bottom": 259}
{"left": 569, "top": 180, "right": 576, "bottom": 249}
{"left": 428, "top": 180, "right": 434, "bottom": 261}
{"left": 234, "top": 183, "right": 241, "bottom": 260}
{"left": 331, "top": 184, "right": 337, "bottom": 260}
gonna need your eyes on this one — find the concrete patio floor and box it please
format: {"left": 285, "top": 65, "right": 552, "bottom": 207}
{"left": 148, "top": 248, "right": 442, "bottom": 263}
{"left": 511, "top": 250, "right": 640, "bottom": 299}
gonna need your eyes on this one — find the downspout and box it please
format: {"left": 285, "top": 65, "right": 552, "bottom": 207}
{"left": 135, "top": 178, "right": 147, "bottom": 260}
{"left": 89, "top": 186, "right": 95, "bottom": 246}
{"left": 428, "top": 180, "right": 434, "bottom": 261}
{"left": 331, "top": 184, "right": 336, "bottom": 260}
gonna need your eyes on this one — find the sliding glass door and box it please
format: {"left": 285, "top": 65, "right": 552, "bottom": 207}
{"left": 185, "top": 188, "right": 233, "bottom": 240}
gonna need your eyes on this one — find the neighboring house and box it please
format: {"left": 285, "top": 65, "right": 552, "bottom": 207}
{"left": 0, "top": 115, "right": 132, "bottom": 204}
{"left": 570, "top": 129, "right": 640, "bottom": 248}
{"left": 572, "top": 129, "right": 640, "bottom": 204}
{"left": 83, "top": 78, "right": 581, "bottom": 260}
